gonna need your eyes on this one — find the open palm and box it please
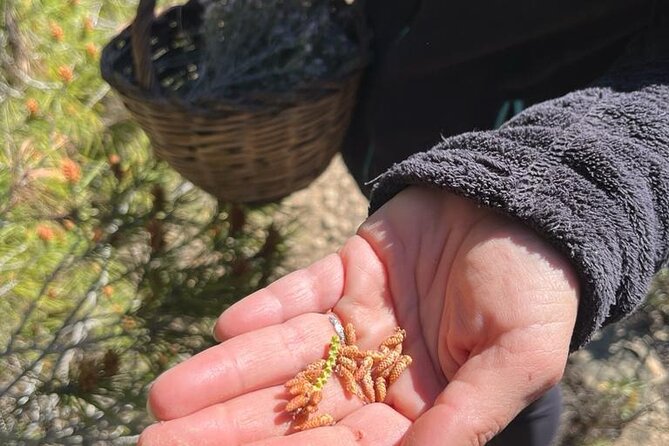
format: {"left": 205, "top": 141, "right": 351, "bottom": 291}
{"left": 139, "top": 187, "right": 579, "bottom": 446}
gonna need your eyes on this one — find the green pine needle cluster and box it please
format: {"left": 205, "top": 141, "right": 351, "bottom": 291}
{"left": 1, "top": 0, "right": 286, "bottom": 443}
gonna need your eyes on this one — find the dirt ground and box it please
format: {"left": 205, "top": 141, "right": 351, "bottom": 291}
{"left": 277, "top": 154, "right": 369, "bottom": 272}
{"left": 279, "top": 154, "right": 669, "bottom": 446}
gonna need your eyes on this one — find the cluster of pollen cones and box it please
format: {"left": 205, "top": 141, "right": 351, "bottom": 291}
{"left": 283, "top": 322, "right": 412, "bottom": 431}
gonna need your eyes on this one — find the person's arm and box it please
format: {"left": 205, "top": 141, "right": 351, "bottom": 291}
{"left": 369, "top": 26, "right": 669, "bottom": 350}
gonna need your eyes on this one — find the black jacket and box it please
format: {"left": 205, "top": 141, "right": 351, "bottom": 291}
{"left": 346, "top": 0, "right": 669, "bottom": 349}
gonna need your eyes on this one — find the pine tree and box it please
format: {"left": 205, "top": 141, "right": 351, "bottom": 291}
{"left": 0, "top": 1, "right": 285, "bottom": 442}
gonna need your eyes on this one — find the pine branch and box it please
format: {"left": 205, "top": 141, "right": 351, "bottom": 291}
{"left": 0, "top": 252, "right": 112, "bottom": 398}
{"left": 1, "top": 238, "right": 84, "bottom": 356}
{"left": 1, "top": 0, "right": 30, "bottom": 85}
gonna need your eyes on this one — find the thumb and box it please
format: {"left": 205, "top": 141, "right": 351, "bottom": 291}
{"left": 402, "top": 338, "right": 570, "bottom": 445}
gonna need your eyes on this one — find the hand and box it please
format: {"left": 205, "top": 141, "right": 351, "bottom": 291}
{"left": 139, "top": 187, "right": 579, "bottom": 446}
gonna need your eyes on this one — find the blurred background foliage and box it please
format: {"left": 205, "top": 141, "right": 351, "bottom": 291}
{"left": 1, "top": 0, "right": 285, "bottom": 443}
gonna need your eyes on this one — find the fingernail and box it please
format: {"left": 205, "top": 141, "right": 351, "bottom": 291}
{"left": 211, "top": 323, "right": 221, "bottom": 342}
{"left": 146, "top": 381, "right": 157, "bottom": 421}
{"left": 146, "top": 398, "right": 156, "bottom": 421}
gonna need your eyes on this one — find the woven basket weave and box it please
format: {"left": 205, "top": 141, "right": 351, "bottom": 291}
{"left": 101, "top": 0, "right": 362, "bottom": 203}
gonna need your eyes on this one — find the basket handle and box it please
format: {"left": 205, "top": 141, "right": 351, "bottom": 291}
{"left": 131, "top": 0, "right": 157, "bottom": 90}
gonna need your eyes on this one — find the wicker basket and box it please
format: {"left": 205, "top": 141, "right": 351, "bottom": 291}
{"left": 101, "top": 0, "right": 363, "bottom": 203}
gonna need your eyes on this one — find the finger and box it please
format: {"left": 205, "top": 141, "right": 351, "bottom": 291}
{"left": 148, "top": 313, "right": 338, "bottom": 421}
{"left": 140, "top": 377, "right": 365, "bottom": 446}
{"left": 382, "top": 334, "right": 445, "bottom": 420}
{"left": 214, "top": 254, "right": 344, "bottom": 341}
{"left": 332, "top": 236, "right": 398, "bottom": 348}
{"left": 246, "top": 403, "right": 411, "bottom": 446}
{"left": 401, "top": 328, "right": 573, "bottom": 446}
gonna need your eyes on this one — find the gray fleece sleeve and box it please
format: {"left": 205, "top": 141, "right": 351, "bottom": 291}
{"left": 368, "top": 38, "right": 669, "bottom": 351}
